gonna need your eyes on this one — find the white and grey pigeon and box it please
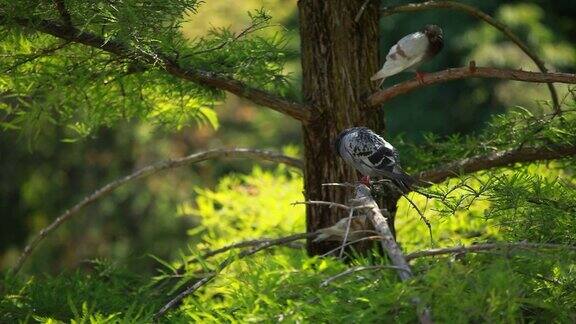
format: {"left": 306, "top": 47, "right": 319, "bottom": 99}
{"left": 335, "top": 127, "right": 415, "bottom": 193}
{"left": 371, "top": 24, "right": 444, "bottom": 86}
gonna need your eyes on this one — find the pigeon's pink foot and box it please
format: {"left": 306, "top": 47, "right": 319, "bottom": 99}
{"left": 360, "top": 175, "right": 371, "bottom": 186}
{"left": 415, "top": 71, "right": 427, "bottom": 84}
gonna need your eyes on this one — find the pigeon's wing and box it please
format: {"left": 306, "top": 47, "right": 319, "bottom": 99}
{"left": 370, "top": 31, "right": 429, "bottom": 81}
{"left": 343, "top": 130, "right": 397, "bottom": 176}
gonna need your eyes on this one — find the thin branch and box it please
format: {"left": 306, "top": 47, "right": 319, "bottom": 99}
{"left": 191, "top": 234, "right": 308, "bottom": 264}
{"left": 171, "top": 233, "right": 308, "bottom": 277}
{"left": 320, "top": 265, "right": 407, "bottom": 287}
{"left": 4, "top": 41, "right": 71, "bottom": 73}
{"left": 380, "top": 0, "right": 561, "bottom": 112}
{"left": 368, "top": 65, "right": 576, "bottom": 107}
{"left": 339, "top": 208, "right": 356, "bottom": 258}
{"left": 406, "top": 242, "right": 576, "bottom": 261}
{"left": 154, "top": 232, "right": 317, "bottom": 319}
{"left": 402, "top": 194, "right": 433, "bottom": 246}
{"left": 12, "top": 148, "right": 303, "bottom": 274}
{"left": 320, "top": 235, "right": 383, "bottom": 258}
{"left": 2, "top": 14, "right": 312, "bottom": 121}
{"left": 292, "top": 200, "right": 358, "bottom": 211}
{"left": 417, "top": 145, "right": 576, "bottom": 184}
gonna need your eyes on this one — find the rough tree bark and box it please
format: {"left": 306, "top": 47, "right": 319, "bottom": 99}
{"left": 298, "top": 0, "right": 395, "bottom": 255}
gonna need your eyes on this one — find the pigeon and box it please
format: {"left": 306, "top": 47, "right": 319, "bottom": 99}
{"left": 371, "top": 24, "right": 444, "bottom": 86}
{"left": 334, "top": 127, "right": 415, "bottom": 193}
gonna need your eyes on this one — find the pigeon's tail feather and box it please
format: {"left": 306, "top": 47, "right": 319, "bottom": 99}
{"left": 370, "top": 68, "right": 389, "bottom": 82}
{"left": 391, "top": 170, "right": 417, "bottom": 194}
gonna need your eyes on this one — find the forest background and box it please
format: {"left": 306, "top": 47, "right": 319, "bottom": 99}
{"left": 1, "top": 0, "right": 576, "bottom": 322}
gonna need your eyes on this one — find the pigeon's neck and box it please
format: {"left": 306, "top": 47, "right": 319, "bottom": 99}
{"left": 426, "top": 36, "right": 443, "bottom": 58}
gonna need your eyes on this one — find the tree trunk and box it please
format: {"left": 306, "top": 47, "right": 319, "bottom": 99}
{"left": 298, "top": 0, "right": 394, "bottom": 255}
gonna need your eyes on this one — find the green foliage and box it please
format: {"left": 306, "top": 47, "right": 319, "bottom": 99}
{"left": 2, "top": 1, "right": 576, "bottom": 323}
{"left": 1, "top": 260, "right": 159, "bottom": 323}
{"left": 487, "top": 169, "right": 576, "bottom": 245}
{"left": 398, "top": 99, "right": 576, "bottom": 172}
{"left": 188, "top": 165, "right": 304, "bottom": 243}
{"left": 3, "top": 162, "right": 576, "bottom": 322}
{"left": 0, "top": 2, "right": 292, "bottom": 139}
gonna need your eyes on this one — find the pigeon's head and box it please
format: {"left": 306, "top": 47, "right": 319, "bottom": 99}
{"left": 422, "top": 24, "right": 443, "bottom": 42}
{"left": 334, "top": 127, "right": 359, "bottom": 156}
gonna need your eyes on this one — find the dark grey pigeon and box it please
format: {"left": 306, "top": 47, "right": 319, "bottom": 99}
{"left": 334, "top": 127, "right": 415, "bottom": 193}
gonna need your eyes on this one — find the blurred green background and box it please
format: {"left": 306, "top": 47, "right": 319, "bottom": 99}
{"left": 1, "top": 0, "right": 575, "bottom": 273}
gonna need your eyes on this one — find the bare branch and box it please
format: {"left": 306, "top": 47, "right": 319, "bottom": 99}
{"left": 339, "top": 208, "right": 356, "bottom": 258}
{"left": 406, "top": 242, "right": 576, "bottom": 261}
{"left": 12, "top": 148, "right": 303, "bottom": 274}
{"left": 4, "top": 41, "right": 71, "bottom": 73}
{"left": 380, "top": 0, "right": 561, "bottom": 112}
{"left": 417, "top": 145, "right": 576, "bottom": 184}
{"left": 320, "top": 265, "right": 407, "bottom": 287}
{"left": 154, "top": 232, "right": 317, "bottom": 319}
{"left": 322, "top": 182, "right": 358, "bottom": 188}
{"left": 320, "top": 235, "right": 383, "bottom": 257}
{"left": 189, "top": 234, "right": 308, "bottom": 264}
{"left": 2, "top": 15, "right": 313, "bottom": 121}
{"left": 353, "top": 184, "right": 432, "bottom": 324}
{"left": 292, "top": 200, "right": 357, "bottom": 211}
{"left": 402, "top": 194, "right": 433, "bottom": 245}
{"left": 368, "top": 65, "right": 576, "bottom": 107}
{"left": 188, "top": 20, "right": 272, "bottom": 56}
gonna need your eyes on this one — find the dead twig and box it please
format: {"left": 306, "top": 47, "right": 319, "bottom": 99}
{"left": 339, "top": 208, "right": 356, "bottom": 258}
{"left": 292, "top": 200, "right": 353, "bottom": 211}
{"left": 322, "top": 182, "right": 357, "bottom": 188}
{"left": 153, "top": 232, "right": 317, "bottom": 319}
{"left": 353, "top": 184, "right": 432, "bottom": 324}
{"left": 402, "top": 194, "right": 434, "bottom": 246}
{"left": 320, "top": 265, "right": 408, "bottom": 287}
{"left": 292, "top": 200, "right": 373, "bottom": 211}
{"left": 320, "top": 235, "right": 383, "bottom": 258}
{"left": 183, "top": 234, "right": 309, "bottom": 268}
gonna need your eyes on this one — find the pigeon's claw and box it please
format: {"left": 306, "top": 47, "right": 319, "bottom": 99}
{"left": 415, "top": 71, "right": 427, "bottom": 84}
{"left": 360, "top": 175, "right": 371, "bottom": 186}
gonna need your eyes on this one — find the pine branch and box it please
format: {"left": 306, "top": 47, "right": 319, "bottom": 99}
{"left": 417, "top": 145, "right": 576, "bottom": 184}
{"left": 11, "top": 148, "right": 303, "bottom": 274}
{"left": 368, "top": 64, "right": 576, "bottom": 107}
{"left": 153, "top": 232, "right": 317, "bottom": 319}
{"left": 380, "top": 0, "right": 561, "bottom": 113}
{"left": 3, "top": 41, "right": 71, "bottom": 73}
{"left": 405, "top": 242, "right": 576, "bottom": 261}
{"left": 1, "top": 14, "right": 312, "bottom": 121}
